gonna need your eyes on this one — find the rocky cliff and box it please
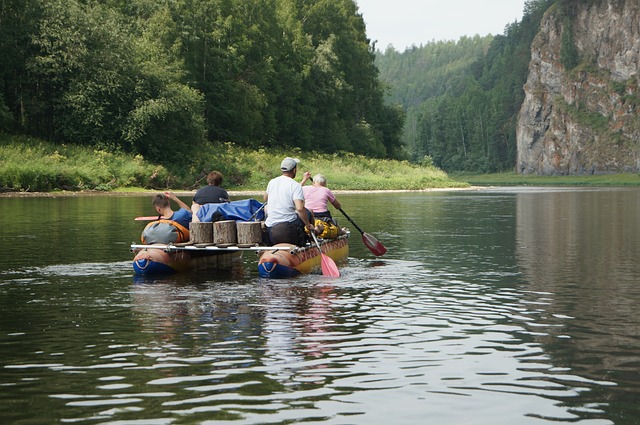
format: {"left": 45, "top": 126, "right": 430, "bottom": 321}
{"left": 516, "top": 0, "right": 640, "bottom": 175}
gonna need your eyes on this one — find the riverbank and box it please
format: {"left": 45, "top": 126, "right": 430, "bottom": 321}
{"left": 0, "top": 186, "right": 482, "bottom": 198}
{"left": 5, "top": 173, "right": 640, "bottom": 198}
{"left": 0, "top": 135, "right": 464, "bottom": 192}
{"left": 3, "top": 135, "right": 640, "bottom": 194}
{"left": 451, "top": 172, "right": 640, "bottom": 186}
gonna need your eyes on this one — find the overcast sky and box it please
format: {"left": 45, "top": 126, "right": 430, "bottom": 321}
{"left": 356, "top": 0, "right": 528, "bottom": 50}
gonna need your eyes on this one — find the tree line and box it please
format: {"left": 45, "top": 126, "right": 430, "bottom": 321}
{"left": 0, "top": 0, "right": 404, "bottom": 169}
{"left": 375, "top": 0, "right": 556, "bottom": 173}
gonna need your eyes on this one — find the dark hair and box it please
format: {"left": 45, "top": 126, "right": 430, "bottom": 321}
{"left": 207, "top": 171, "right": 223, "bottom": 186}
{"left": 152, "top": 194, "right": 169, "bottom": 208}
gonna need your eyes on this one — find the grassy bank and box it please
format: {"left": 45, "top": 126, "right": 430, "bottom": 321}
{"left": 0, "top": 134, "right": 465, "bottom": 192}
{"left": 452, "top": 172, "right": 640, "bottom": 186}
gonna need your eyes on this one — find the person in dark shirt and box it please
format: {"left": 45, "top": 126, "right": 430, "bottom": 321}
{"left": 191, "top": 171, "right": 230, "bottom": 221}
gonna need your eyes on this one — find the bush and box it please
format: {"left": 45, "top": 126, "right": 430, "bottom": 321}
{"left": 0, "top": 134, "right": 466, "bottom": 192}
{"left": 0, "top": 135, "right": 173, "bottom": 191}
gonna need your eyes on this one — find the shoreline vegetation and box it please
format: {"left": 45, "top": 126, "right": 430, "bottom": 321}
{"left": 0, "top": 135, "right": 464, "bottom": 194}
{"left": 452, "top": 172, "right": 640, "bottom": 187}
{"left": 1, "top": 135, "right": 639, "bottom": 197}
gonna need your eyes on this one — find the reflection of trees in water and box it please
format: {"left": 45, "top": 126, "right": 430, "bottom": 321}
{"left": 515, "top": 190, "right": 640, "bottom": 416}
{"left": 517, "top": 191, "right": 639, "bottom": 286}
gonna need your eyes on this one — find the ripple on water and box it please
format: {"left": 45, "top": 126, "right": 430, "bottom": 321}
{"left": 0, "top": 254, "right": 627, "bottom": 424}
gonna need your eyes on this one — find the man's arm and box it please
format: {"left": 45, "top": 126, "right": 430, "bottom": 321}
{"left": 191, "top": 202, "right": 202, "bottom": 222}
{"left": 294, "top": 199, "right": 314, "bottom": 233}
{"left": 165, "top": 191, "right": 190, "bottom": 211}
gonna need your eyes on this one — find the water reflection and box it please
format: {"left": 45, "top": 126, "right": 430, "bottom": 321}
{"left": 125, "top": 277, "right": 354, "bottom": 421}
{"left": 2, "top": 191, "right": 640, "bottom": 423}
{"left": 515, "top": 188, "right": 640, "bottom": 422}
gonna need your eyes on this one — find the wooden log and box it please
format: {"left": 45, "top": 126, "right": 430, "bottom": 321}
{"left": 214, "top": 220, "right": 237, "bottom": 246}
{"left": 190, "top": 222, "right": 213, "bottom": 244}
{"left": 236, "top": 221, "right": 263, "bottom": 247}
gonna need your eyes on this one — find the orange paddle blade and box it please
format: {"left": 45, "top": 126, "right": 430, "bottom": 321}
{"left": 320, "top": 252, "right": 340, "bottom": 277}
{"left": 362, "top": 232, "right": 387, "bottom": 256}
{"left": 311, "top": 232, "right": 340, "bottom": 277}
{"left": 134, "top": 216, "right": 161, "bottom": 221}
{"left": 338, "top": 208, "right": 386, "bottom": 256}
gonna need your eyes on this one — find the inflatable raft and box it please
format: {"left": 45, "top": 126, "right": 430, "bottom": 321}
{"left": 132, "top": 199, "right": 266, "bottom": 275}
{"left": 131, "top": 198, "right": 349, "bottom": 277}
{"left": 258, "top": 233, "right": 349, "bottom": 278}
{"left": 131, "top": 244, "right": 243, "bottom": 275}
{"left": 131, "top": 232, "right": 349, "bottom": 277}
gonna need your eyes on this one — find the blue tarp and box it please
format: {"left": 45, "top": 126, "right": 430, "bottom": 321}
{"left": 196, "top": 198, "right": 265, "bottom": 222}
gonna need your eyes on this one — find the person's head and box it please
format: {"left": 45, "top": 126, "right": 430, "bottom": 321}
{"left": 312, "top": 174, "right": 327, "bottom": 187}
{"left": 152, "top": 193, "right": 169, "bottom": 210}
{"left": 207, "top": 171, "right": 223, "bottom": 186}
{"left": 280, "top": 157, "right": 300, "bottom": 176}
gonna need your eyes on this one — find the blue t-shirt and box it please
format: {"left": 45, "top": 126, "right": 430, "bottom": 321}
{"left": 170, "top": 208, "right": 192, "bottom": 229}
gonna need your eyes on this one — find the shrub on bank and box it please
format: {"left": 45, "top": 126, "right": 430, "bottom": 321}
{"left": 0, "top": 136, "right": 171, "bottom": 191}
{"left": 0, "top": 135, "right": 465, "bottom": 192}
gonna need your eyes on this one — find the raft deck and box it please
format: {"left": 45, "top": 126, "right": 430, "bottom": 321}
{"left": 130, "top": 243, "right": 298, "bottom": 253}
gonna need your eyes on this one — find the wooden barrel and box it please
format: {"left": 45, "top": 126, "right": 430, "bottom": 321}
{"left": 236, "top": 221, "right": 263, "bottom": 247}
{"left": 189, "top": 222, "right": 213, "bottom": 244}
{"left": 214, "top": 220, "right": 237, "bottom": 246}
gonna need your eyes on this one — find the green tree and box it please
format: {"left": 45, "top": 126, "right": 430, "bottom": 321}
{"left": 560, "top": 17, "right": 579, "bottom": 70}
{"left": 298, "top": 0, "right": 401, "bottom": 157}
{"left": 123, "top": 4, "right": 206, "bottom": 164}
{"left": 39, "top": 1, "right": 137, "bottom": 146}
{"left": 378, "top": 0, "right": 555, "bottom": 172}
{"left": 2, "top": 0, "right": 406, "bottom": 167}
{"left": 172, "top": 0, "right": 281, "bottom": 148}
{"left": 0, "top": 0, "right": 42, "bottom": 132}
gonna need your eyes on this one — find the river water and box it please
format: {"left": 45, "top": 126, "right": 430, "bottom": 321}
{"left": 1, "top": 188, "right": 639, "bottom": 424}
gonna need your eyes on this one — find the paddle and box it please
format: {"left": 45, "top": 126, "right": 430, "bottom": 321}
{"left": 338, "top": 208, "right": 387, "bottom": 256}
{"left": 248, "top": 202, "right": 266, "bottom": 222}
{"left": 135, "top": 215, "right": 162, "bottom": 221}
{"left": 310, "top": 231, "right": 340, "bottom": 277}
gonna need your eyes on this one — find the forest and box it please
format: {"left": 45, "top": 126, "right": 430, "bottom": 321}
{"left": 0, "top": 0, "right": 404, "bottom": 171}
{"left": 1, "top": 0, "right": 570, "bottom": 177}
{"left": 375, "top": 0, "right": 556, "bottom": 173}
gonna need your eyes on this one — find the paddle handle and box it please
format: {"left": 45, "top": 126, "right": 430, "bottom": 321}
{"left": 310, "top": 231, "right": 322, "bottom": 253}
{"left": 338, "top": 208, "right": 364, "bottom": 235}
{"left": 248, "top": 202, "right": 266, "bottom": 222}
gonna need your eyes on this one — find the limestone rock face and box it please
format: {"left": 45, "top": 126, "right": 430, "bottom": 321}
{"left": 516, "top": 1, "right": 640, "bottom": 175}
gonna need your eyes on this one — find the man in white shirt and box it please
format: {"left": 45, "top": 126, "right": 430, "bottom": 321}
{"left": 263, "top": 157, "right": 315, "bottom": 246}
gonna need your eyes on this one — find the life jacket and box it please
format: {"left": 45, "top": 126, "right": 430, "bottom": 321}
{"left": 307, "top": 219, "right": 340, "bottom": 239}
{"left": 141, "top": 219, "right": 190, "bottom": 244}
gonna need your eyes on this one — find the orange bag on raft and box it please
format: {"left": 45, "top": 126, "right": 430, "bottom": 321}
{"left": 141, "top": 219, "right": 190, "bottom": 244}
